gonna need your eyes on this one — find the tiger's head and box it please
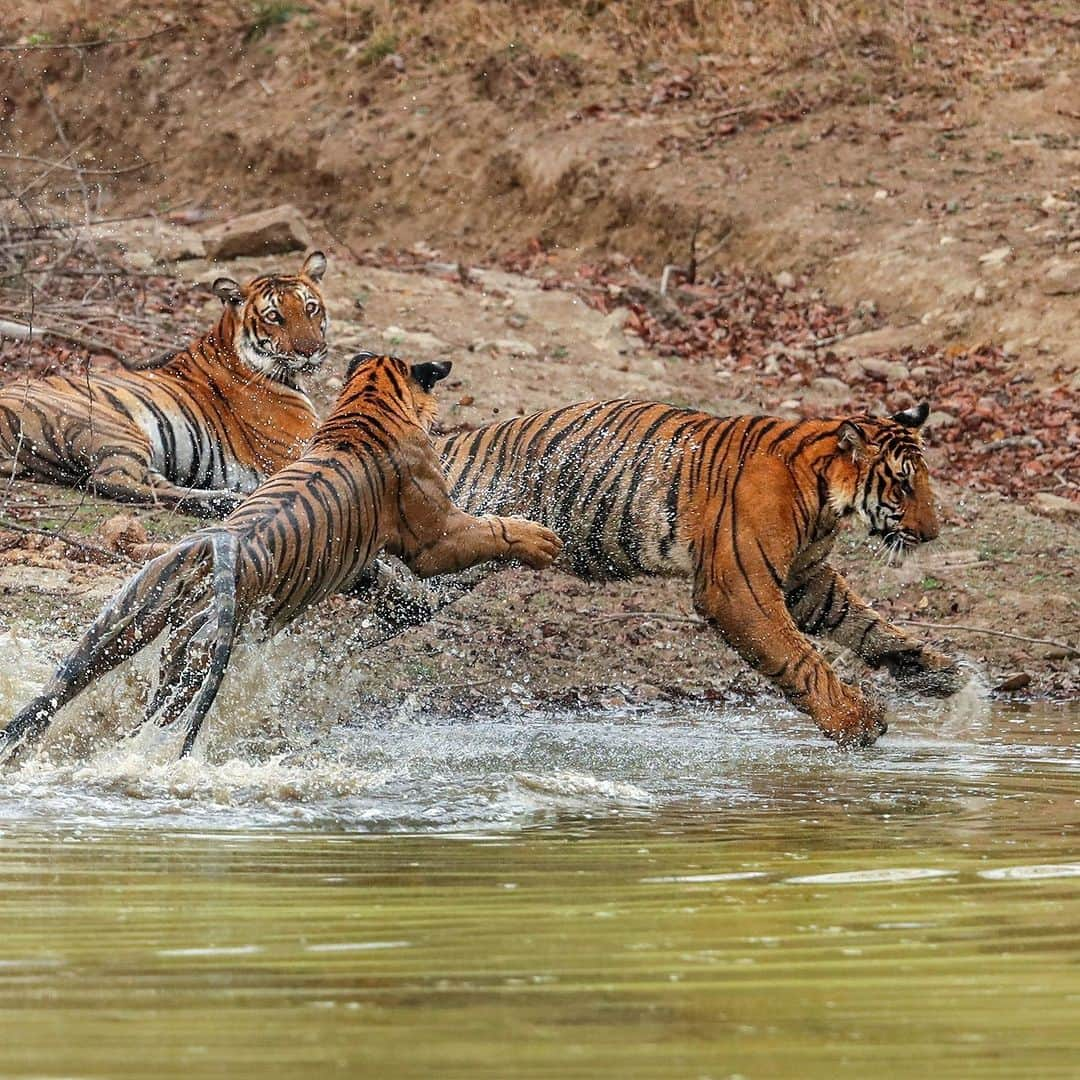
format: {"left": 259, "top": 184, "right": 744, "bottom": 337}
{"left": 212, "top": 251, "right": 329, "bottom": 383}
{"left": 342, "top": 351, "right": 452, "bottom": 433}
{"left": 831, "top": 402, "right": 940, "bottom": 563}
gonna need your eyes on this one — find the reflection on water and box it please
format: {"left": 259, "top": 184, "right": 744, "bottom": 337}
{"left": 0, "top": 648, "right": 1076, "bottom": 1076}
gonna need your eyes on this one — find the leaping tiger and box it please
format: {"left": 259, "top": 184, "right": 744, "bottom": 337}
{"left": 0, "top": 251, "right": 329, "bottom": 517}
{"left": 0, "top": 352, "right": 563, "bottom": 763}
{"left": 356, "top": 399, "right": 965, "bottom": 747}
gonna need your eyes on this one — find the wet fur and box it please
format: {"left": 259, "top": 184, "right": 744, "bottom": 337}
{"left": 361, "top": 400, "right": 963, "bottom": 747}
{"left": 1, "top": 354, "right": 562, "bottom": 763}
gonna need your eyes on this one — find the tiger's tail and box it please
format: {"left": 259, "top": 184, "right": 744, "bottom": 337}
{"left": 0, "top": 531, "right": 238, "bottom": 765}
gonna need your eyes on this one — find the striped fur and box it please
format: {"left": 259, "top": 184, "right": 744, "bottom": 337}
{"left": 364, "top": 399, "right": 963, "bottom": 747}
{"left": 0, "top": 354, "right": 562, "bottom": 763}
{"left": 0, "top": 252, "right": 329, "bottom": 517}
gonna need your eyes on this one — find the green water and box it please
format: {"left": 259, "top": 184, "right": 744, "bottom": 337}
{"left": 0, "top": 700, "right": 1077, "bottom": 1078}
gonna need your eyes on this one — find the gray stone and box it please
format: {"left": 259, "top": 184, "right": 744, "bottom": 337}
{"left": 808, "top": 376, "right": 851, "bottom": 403}
{"left": 978, "top": 245, "right": 1012, "bottom": 268}
{"left": 474, "top": 338, "right": 539, "bottom": 357}
{"left": 79, "top": 219, "right": 206, "bottom": 262}
{"left": 1030, "top": 492, "right": 1079, "bottom": 521}
{"left": 1042, "top": 259, "right": 1080, "bottom": 296}
{"left": 201, "top": 205, "right": 312, "bottom": 260}
{"left": 381, "top": 326, "right": 451, "bottom": 355}
{"left": 846, "top": 356, "right": 909, "bottom": 382}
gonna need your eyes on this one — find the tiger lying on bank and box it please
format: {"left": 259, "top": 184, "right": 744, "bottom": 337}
{"left": 0, "top": 251, "right": 328, "bottom": 518}
{"left": 0, "top": 353, "right": 562, "bottom": 764}
{"left": 354, "top": 400, "right": 964, "bottom": 747}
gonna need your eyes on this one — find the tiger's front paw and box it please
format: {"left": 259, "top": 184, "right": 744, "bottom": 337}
{"left": 814, "top": 690, "right": 890, "bottom": 749}
{"left": 502, "top": 517, "right": 563, "bottom": 570}
{"left": 884, "top": 647, "right": 967, "bottom": 697}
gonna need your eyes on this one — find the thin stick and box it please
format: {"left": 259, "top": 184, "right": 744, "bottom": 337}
{"left": 0, "top": 152, "right": 154, "bottom": 176}
{"left": 0, "top": 518, "right": 132, "bottom": 565}
{"left": 0, "top": 27, "right": 181, "bottom": 52}
{"left": 0, "top": 318, "right": 124, "bottom": 358}
{"left": 584, "top": 611, "right": 703, "bottom": 625}
{"left": 896, "top": 619, "right": 1076, "bottom": 653}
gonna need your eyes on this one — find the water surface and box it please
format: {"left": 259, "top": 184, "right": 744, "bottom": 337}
{"left": 0, "top": 697, "right": 1076, "bottom": 1078}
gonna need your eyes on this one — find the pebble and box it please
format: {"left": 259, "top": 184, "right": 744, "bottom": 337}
{"left": 1042, "top": 259, "right": 1080, "bottom": 296}
{"left": 994, "top": 672, "right": 1031, "bottom": 693}
{"left": 1030, "top": 492, "right": 1079, "bottom": 521}
{"left": 774, "top": 270, "right": 796, "bottom": 290}
{"left": 978, "top": 245, "right": 1012, "bottom": 267}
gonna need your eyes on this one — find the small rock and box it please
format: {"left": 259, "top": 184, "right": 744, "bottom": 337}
{"left": 98, "top": 514, "right": 148, "bottom": 556}
{"left": 382, "top": 326, "right": 451, "bottom": 355}
{"left": 978, "top": 245, "right": 1012, "bottom": 267}
{"left": 125, "top": 251, "right": 155, "bottom": 272}
{"left": 79, "top": 219, "right": 205, "bottom": 263}
{"left": 774, "top": 270, "right": 796, "bottom": 290}
{"left": 874, "top": 189, "right": 890, "bottom": 200}
{"left": 475, "top": 338, "right": 539, "bottom": 357}
{"left": 808, "top": 376, "right": 851, "bottom": 403}
{"left": 994, "top": 672, "right": 1031, "bottom": 693}
{"left": 1041, "top": 259, "right": 1080, "bottom": 296}
{"left": 382, "top": 52, "right": 405, "bottom": 73}
{"left": 847, "top": 356, "right": 909, "bottom": 382}
{"left": 1030, "top": 492, "right": 1079, "bottom": 521}
{"left": 201, "top": 204, "right": 312, "bottom": 260}
{"left": 1041, "top": 192, "right": 1072, "bottom": 214}
{"left": 923, "top": 410, "right": 957, "bottom": 430}
{"left": 972, "top": 283, "right": 988, "bottom": 304}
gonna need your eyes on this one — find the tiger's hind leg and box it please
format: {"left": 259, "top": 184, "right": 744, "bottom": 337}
{"left": 136, "top": 534, "right": 239, "bottom": 757}
{"left": 786, "top": 564, "right": 966, "bottom": 696}
{"left": 0, "top": 548, "right": 198, "bottom": 760}
{"left": 0, "top": 387, "right": 240, "bottom": 518}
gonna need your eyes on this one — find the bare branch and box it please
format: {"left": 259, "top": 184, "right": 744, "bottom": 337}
{"left": 0, "top": 151, "right": 155, "bottom": 176}
{"left": 0, "top": 26, "right": 181, "bottom": 52}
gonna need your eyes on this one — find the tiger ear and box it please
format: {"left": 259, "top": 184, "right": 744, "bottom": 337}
{"left": 411, "top": 360, "right": 452, "bottom": 391}
{"left": 302, "top": 250, "right": 327, "bottom": 283}
{"left": 892, "top": 402, "right": 930, "bottom": 428}
{"left": 212, "top": 277, "right": 244, "bottom": 306}
{"left": 345, "top": 351, "right": 380, "bottom": 380}
{"left": 837, "top": 420, "right": 868, "bottom": 460}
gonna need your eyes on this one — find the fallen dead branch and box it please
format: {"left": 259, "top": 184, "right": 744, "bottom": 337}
{"left": 0, "top": 518, "right": 133, "bottom": 565}
{"left": 896, "top": 619, "right": 1077, "bottom": 656}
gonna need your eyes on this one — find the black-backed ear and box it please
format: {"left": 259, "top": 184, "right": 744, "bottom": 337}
{"left": 837, "top": 420, "right": 868, "bottom": 459}
{"left": 302, "top": 250, "right": 327, "bottom": 282}
{"left": 411, "top": 360, "right": 452, "bottom": 391}
{"left": 892, "top": 401, "right": 930, "bottom": 428}
{"left": 345, "top": 351, "right": 381, "bottom": 380}
{"left": 212, "top": 277, "right": 244, "bottom": 306}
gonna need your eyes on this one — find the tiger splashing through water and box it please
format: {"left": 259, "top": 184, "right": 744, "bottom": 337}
{"left": 355, "top": 399, "right": 965, "bottom": 747}
{"left": 0, "top": 353, "right": 562, "bottom": 763}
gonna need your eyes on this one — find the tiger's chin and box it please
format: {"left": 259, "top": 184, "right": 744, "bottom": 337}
{"left": 239, "top": 345, "right": 326, "bottom": 382}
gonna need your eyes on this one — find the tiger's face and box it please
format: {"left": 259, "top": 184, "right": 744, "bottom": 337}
{"left": 836, "top": 403, "right": 940, "bottom": 563}
{"left": 343, "top": 352, "right": 452, "bottom": 433}
{"left": 212, "top": 251, "right": 329, "bottom": 382}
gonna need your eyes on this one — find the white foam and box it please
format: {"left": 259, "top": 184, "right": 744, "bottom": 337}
{"left": 640, "top": 872, "right": 767, "bottom": 884}
{"left": 977, "top": 863, "right": 1080, "bottom": 881}
{"left": 785, "top": 868, "right": 954, "bottom": 885}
